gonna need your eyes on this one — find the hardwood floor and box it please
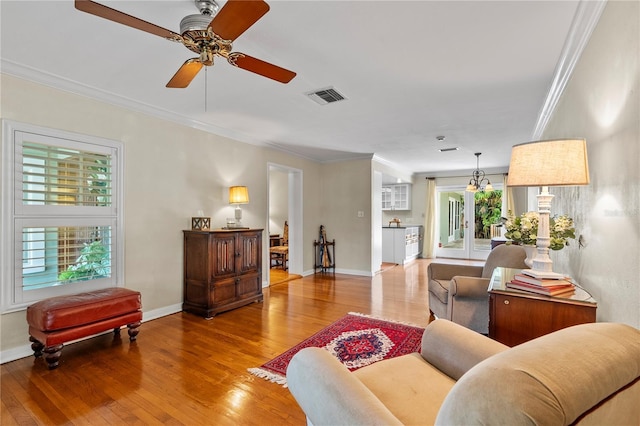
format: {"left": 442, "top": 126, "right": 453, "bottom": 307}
{"left": 1, "top": 258, "right": 480, "bottom": 425}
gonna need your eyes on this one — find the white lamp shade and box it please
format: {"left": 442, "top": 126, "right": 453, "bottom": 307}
{"left": 508, "top": 139, "right": 590, "bottom": 187}
{"left": 229, "top": 186, "right": 249, "bottom": 204}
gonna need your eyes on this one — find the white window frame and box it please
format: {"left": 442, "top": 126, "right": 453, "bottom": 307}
{"left": 1, "top": 120, "right": 124, "bottom": 313}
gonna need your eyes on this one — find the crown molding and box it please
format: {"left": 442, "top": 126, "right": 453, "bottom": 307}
{"left": 531, "top": 0, "right": 608, "bottom": 139}
{"left": 1, "top": 59, "right": 265, "bottom": 147}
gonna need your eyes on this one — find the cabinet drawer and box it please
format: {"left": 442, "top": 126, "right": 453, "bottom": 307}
{"left": 490, "top": 293, "right": 596, "bottom": 346}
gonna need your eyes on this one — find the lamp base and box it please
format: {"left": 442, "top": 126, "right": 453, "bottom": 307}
{"left": 520, "top": 269, "right": 566, "bottom": 280}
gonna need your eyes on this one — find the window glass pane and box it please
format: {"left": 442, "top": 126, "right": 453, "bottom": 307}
{"left": 473, "top": 190, "right": 503, "bottom": 251}
{"left": 22, "top": 141, "right": 112, "bottom": 207}
{"left": 438, "top": 191, "right": 465, "bottom": 249}
{"left": 22, "top": 225, "right": 112, "bottom": 290}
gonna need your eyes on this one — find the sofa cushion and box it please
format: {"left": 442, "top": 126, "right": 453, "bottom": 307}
{"left": 421, "top": 319, "right": 508, "bottom": 381}
{"left": 354, "top": 353, "right": 455, "bottom": 425}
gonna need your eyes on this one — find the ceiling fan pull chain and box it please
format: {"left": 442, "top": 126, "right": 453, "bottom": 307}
{"left": 204, "top": 67, "right": 208, "bottom": 112}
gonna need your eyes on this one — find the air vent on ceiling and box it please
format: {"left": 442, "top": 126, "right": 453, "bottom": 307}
{"left": 439, "top": 147, "right": 459, "bottom": 152}
{"left": 306, "top": 86, "right": 347, "bottom": 105}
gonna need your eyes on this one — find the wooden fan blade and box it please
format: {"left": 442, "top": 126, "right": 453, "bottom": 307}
{"left": 230, "top": 54, "right": 296, "bottom": 84}
{"left": 166, "top": 59, "right": 204, "bottom": 88}
{"left": 75, "top": 0, "right": 180, "bottom": 40}
{"left": 210, "top": 0, "right": 270, "bottom": 41}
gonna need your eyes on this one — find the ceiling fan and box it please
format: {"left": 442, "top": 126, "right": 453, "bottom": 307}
{"left": 75, "top": 0, "right": 297, "bottom": 88}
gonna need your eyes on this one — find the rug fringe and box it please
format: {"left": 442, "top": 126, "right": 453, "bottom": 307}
{"left": 247, "top": 367, "right": 288, "bottom": 388}
{"left": 347, "top": 311, "right": 424, "bottom": 328}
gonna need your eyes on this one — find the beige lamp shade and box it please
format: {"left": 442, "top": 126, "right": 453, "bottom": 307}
{"left": 507, "top": 139, "right": 590, "bottom": 187}
{"left": 229, "top": 186, "right": 249, "bottom": 204}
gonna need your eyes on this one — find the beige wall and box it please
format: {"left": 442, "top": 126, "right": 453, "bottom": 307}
{"left": 319, "top": 159, "right": 373, "bottom": 274}
{"left": 0, "top": 74, "right": 375, "bottom": 358}
{"left": 542, "top": 0, "right": 639, "bottom": 327}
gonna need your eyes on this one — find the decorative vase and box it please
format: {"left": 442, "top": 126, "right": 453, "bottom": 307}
{"left": 523, "top": 245, "right": 537, "bottom": 268}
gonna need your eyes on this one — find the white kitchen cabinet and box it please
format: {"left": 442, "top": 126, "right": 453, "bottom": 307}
{"left": 381, "top": 184, "right": 411, "bottom": 210}
{"left": 382, "top": 226, "right": 422, "bottom": 264}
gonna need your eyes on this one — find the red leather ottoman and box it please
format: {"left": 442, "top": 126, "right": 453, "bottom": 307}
{"left": 27, "top": 288, "right": 142, "bottom": 369}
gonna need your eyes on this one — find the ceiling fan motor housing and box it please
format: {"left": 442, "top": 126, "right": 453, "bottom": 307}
{"left": 180, "top": 14, "right": 212, "bottom": 34}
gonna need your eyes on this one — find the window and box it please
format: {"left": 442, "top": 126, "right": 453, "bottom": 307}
{"left": 1, "top": 120, "right": 123, "bottom": 312}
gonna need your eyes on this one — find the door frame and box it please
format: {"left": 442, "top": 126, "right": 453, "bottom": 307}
{"left": 267, "top": 163, "right": 303, "bottom": 282}
{"left": 435, "top": 184, "right": 503, "bottom": 260}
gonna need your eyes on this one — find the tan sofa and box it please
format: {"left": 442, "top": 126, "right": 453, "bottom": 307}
{"left": 287, "top": 319, "right": 640, "bottom": 425}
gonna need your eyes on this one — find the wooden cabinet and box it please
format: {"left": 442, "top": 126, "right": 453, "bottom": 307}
{"left": 183, "top": 229, "right": 263, "bottom": 318}
{"left": 382, "top": 184, "right": 411, "bottom": 210}
{"left": 488, "top": 267, "right": 597, "bottom": 346}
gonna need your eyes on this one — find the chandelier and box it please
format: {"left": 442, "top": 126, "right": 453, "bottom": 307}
{"left": 466, "top": 152, "right": 493, "bottom": 192}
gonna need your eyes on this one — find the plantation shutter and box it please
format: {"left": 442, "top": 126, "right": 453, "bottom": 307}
{"left": 2, "top": 122, "right": 122, "bottom": 310}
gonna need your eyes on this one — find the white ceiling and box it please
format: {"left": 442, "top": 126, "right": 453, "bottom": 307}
{"left": 1, "top": 0, "right": 584, "bottom": 176}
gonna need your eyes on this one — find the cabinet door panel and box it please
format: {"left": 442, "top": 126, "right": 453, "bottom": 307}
{"left": 184, "top": 279, "right": 208, "bottom": 307}
{"left": 237, "top": 231, "right": 262, "bottom": 274}
{"left": 237, "top": 273, "right": 261, "bottom": 299}
{"left": 211, "top": 280, "right": 236, "bottom": 306}
{"left": 184, "top": 233, "right": 209, "bottom": 281}
{"left": 211, "top": 234, "right": 237, "bottom": 278}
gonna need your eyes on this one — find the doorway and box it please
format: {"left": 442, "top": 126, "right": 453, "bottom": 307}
{"left": 435, "top": 186, "right": 503, "bottom": 260}
{"left": 267, "top": 163, "right": 302, "bottom": 285}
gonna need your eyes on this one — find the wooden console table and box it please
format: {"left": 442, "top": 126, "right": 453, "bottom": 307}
{"left": 488, "top": 267, "right": 597, "bottom": 346}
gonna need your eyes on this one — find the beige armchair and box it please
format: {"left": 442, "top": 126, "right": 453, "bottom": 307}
{"left": 427, "top": 244, "right": 527, "bottom": 334}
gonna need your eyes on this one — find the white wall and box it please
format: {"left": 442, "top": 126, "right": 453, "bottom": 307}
{"left": 268, "top": 168, "right": 288, "bottom": 236}
{"left": 542, "top": 0, "right": 639, "bottom": 327}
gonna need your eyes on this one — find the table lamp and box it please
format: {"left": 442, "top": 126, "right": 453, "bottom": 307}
{"left": 507, "top": 139, "right": 589, "bottom": 278}
{"left": 229, "top": 186, "right": 249, "bottom": 228}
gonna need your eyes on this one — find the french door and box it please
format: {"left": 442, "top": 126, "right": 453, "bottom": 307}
{"left": 435, "top": 186, "right": 503, "bottom": 260}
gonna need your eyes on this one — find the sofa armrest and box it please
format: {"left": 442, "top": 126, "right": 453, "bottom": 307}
{"left": 449, "top": 276, "right": 491, "bottom": 298}
{"left": 421, "top": 319, "right": 508, "bottom": 381}
{"left": 428, "top": 263, "right": 483, "bottom": 281}
{"left": 287, "top": 347, "right": 403, "bottom": 426}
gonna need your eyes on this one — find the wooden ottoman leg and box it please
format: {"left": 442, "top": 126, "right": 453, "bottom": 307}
{"left": 44, "top": 344, "right": 64, "bottom": 370}
{"left": 127, "top": 321, "right": 141, "bottom": 341}
{"left": 29, "top": 336, "right": 44, "bottom": 358}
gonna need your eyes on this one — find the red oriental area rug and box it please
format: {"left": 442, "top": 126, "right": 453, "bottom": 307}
{"left": 248, "top": 312, "right": 424, "bottom": 386}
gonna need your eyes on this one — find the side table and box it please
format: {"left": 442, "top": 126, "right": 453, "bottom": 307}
{"left": 488, "top": 267, "right": 597, "bottom": 346}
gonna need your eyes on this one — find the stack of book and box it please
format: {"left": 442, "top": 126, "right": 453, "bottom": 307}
{"left": 507, "top": 273, "right": 575, "bottom": 296}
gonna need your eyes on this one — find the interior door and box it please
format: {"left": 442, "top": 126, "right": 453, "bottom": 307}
{"left": 435, "top": 186, "right": 503, "bottom": 260}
